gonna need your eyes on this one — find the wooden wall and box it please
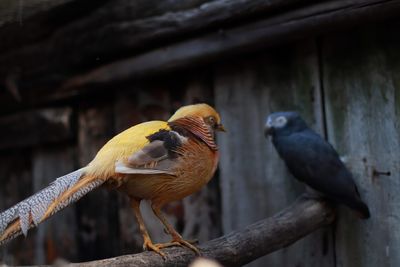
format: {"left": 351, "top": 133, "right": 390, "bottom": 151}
{"left": 0, "top": 18, "right": 400, "bottom": 267}
{"left": 215, "top": 24, "right": 400, "bottom": 267}
{"left": 215, "top": 41, "right": 335, "bottom": 267}
{"left": 322, "top": 24, "right": 400, "bottom": 267}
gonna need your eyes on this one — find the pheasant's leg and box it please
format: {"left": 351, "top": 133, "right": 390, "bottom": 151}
{"left": 130, "top": 199, "right": 166, "bottom": 258}
{"left": 151, "top": 203, "right": 201, "bottom": 255}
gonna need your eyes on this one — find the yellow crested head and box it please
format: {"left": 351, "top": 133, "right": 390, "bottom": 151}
{"left": 168, "top": 103, "right": 225, "bottom": 132}
{"left": 168, "top": 103, "right": 219, "bottom": 123}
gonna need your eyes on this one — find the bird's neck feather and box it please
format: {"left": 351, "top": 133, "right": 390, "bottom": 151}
{"left": 168, "top": 117, "right": 218, "bottom": 151}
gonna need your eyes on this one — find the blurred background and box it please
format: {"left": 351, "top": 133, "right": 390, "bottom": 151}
{"left": 0, "top": 0, "right": 400, "bottom": 266}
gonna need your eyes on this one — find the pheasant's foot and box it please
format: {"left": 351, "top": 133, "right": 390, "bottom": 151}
{"left": 186, "top": 238, "right": 199, "bottom": 245}
{"left": 153, "top": 241, "right": 181, "bottom": 249}
{"left": 176, "top": 238, "right": 201, "bottom": 255}
{"left": 162, "top": 236, "right": 201, "bottom": 255}
{"left": 143, "top": 239, "right": 167, "bottom": 259}
{"left": 153, "top": 239, "right": 200, "bottom": 255}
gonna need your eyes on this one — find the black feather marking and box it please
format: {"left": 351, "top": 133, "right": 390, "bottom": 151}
{"left": 146, "top": 129, "right": 182, "bottom": 154}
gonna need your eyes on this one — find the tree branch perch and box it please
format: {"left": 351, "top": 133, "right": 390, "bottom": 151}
{"left": 65, "top": 197, "right": 334, "bottom": 267}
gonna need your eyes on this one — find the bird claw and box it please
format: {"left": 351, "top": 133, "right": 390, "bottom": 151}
{"left": 177, "top": 238, "right": 201, "bottom": 255}
{"left": 186, "top": 238, "right": 199, "bottom": 245}
{"left": 166, "top": 236, "right": 201, "bottom": 255}
{"left": 143, "top": 239, "right": 167, "bottom": 259}
{"left": 149, "top": 237, "right": 201, "bottom": 256}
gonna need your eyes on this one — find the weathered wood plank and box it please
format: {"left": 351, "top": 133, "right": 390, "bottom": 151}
{"left": 0, "top": 0, "right": 73, "bottom": 27}
{"left": 322, "top": 24, "right": 400, "bottom": 267}
{"left": 76, "top": 102, "right": 120, "bottom": 261}
{"left": 58, "top": 0, "right": 400, "bottom": 92}
{"left": 181, "top": 77, "right": 222, "bottom": 243}
{"left": 0, "top": 0, "right": 209, "bottom": 52}
{"left": 0, "top": 0, "right": 300, "bottom": 98}
{"left": 0, "top": 108, "right": 73, "bottom": 150}
{"left": 3, "top": 0, "right": 400, "bottom": 112}
{"left": 113, "top": 89, "right": 174, "bottom": 254}
{"left": 0, "top": 0, "right": 109, "bottom": 55}
{"left": 32, "top": 146, "right": 78, "bottom": 264}
{"left": 112, "top": 90, "right": 144, "bottom": 255}
{"left": 0, "top": 151, "right": 33, "bottom": 265}
{"left": 214, "top": 41, "right": 335, "bottom": 267}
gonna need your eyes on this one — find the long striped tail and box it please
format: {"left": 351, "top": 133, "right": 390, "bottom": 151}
{"left": 0, "top": 168, "right": 105, "bottom": 245}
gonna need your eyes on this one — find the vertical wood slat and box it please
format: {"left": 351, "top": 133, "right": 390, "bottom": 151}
{"left": 323, "top": 25, "right": 400, "bottom": 267}
{"left": 32, "top": 146, "right": 78, "bottom": 264}
{"left": 181, "top": 78, "right": 222, "bottom": 243}
{"left": 77, "top": 103, "right": 120, "bottom": 261}
{"left": 114, "top": 88, "right": 175, "bottom": 253}
{"left": 113, "top": 89, "right": 171, "bottom": 253}
{"left": 214, "top": 42, "right": 335, "bottom": 267}
{"left": 0, "top": 152, "right": 32, "bottom": 266}
{"left": 113, "top": 90, "right": 144, "bottom": 255}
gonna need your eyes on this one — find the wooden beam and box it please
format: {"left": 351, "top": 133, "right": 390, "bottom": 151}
{"left": 0, "top": 0, "right": 306, "bottom": 110}
{"left": 0, "top": 0, "right": 109, "bottom": 54}
{"left": 61, "top": 0, "right": 400, "bottom": 90}
{"left": 1, "top": 0, "right": 399, "bottom": 110}
{"left": 0, "top": 108, "right": 73, "bottom": 150}
{"left": 64, "top": 197, "right": 335, "bottom": 267}
{"left": 0, "top": 0, "right": 73, "bottom": 27}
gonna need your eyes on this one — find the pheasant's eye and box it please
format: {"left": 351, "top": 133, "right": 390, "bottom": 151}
{"left": 206, "top": 116, "right": 216, "bottom": 126}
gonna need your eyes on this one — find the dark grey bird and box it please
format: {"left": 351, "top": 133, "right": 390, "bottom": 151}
{"left": 264, "top": 111, "right": 370, "bottom": 219}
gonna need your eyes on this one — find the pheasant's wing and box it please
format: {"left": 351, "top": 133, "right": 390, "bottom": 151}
{"left": 115, "top": 129, "right": 186, "bottom": 176}
{"left": 87, "top": 120, "right": 172, "bottom": 177}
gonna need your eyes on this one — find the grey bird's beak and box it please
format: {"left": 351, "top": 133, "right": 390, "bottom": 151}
{"left": 264, "top": 117, "right": 273, "bottom": 136}
{"left": 264, "top": 124, "right": 273, "bottom": 136}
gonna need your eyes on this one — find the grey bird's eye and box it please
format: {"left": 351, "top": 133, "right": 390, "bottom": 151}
{"left": 275, "top": 116, "right": 287, "bottom": 127}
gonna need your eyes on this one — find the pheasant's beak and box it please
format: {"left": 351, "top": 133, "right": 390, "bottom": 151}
{"left": 216, "top": 124, "right": 226, "bottom": 132}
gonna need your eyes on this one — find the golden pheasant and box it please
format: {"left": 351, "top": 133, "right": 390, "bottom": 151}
{"left": 0, "top": 103, "right": 225, "bottom": 257}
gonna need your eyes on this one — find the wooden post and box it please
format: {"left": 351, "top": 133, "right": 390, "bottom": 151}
{"left": 77, "top": 102, "right": 120, "bottom": 261}
{"left": 181, "top": 77, "right": 222, "bottom": 243}
{"left": 32, "top": 147, "right": 78, "bottom": 264}
{"left": 0, "top": 152, "right": 32, "bottom": 265}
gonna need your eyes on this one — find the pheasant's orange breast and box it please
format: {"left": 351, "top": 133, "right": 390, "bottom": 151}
{"left": 119, "top": 139, "right": 218, "bottom": 205}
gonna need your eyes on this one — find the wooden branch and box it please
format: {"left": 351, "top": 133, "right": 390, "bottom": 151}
{"left": 0, "top": 108, "right": 73, "bottom": 150}
{"left": 61, "top": 0, "right": 400, "bottom": 89}
{"left": 64, "top": 197, "right": 334, "bottom": 267}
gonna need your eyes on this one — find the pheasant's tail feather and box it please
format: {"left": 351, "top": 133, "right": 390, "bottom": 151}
{"left": 0, "top": 168, "right": 105, "bottom": 246}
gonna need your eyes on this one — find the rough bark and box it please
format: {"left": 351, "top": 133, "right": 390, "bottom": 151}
{"left": 62, "top": 197, "right": 335, "bottom": 267}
